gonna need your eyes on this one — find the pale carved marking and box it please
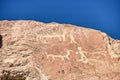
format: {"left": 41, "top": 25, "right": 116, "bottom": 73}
{"left": 45, "top": 49, "right": 71, "bottom": 60}
{"left": 69, "top": 28, "right": 77, "bottom": 43}
{"left": 36, "top": 31, "right": 67, "bottom": 42}
{"left": 22, "top": 27, "right": 77, "bottom": 44}
{"left": 77, "top": 47, "right": 88, "bottom": 64}
{"left": 45, "top": 47, "right": 88, "bottom": 64}
{"left": 62, "top": 31, "right": 67, "bottom": 41}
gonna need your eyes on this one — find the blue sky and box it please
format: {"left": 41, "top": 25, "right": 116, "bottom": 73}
{"left": 0, "top": 0, "right": 120, "bottom": 39}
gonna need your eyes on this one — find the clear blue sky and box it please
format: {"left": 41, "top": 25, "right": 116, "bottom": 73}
{"left": 0, "top": 0, "right": 120, "bottom": 39}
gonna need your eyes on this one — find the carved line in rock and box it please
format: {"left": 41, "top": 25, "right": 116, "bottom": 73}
{"left": 11, "top": 25, "right": 77, "bottom": 44}
{"left": 45, "top": 47, "right": 88, "bottom": 64}
{"left": 11, "top": 25, "right": 88, "bottom": 63}
{"left": 36, "top": 31, "right": 67, "bottom": 42}
{"left": 69, "top": 28, "right": 77, "bottom": 43}
{"left": 45, "top": 49, "right": 71, "bottom": 60}
{"left": 35, "top": 30, "right": 75, "bottom": 43}
{"left": 77, "top": 47, "right": 88, "bottom": 64}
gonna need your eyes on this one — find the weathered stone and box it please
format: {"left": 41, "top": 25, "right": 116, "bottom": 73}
{"left": 0, "top": 20, "right": 120, "bottom": 80}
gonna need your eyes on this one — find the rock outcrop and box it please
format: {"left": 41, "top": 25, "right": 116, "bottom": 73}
{"left": 0, "top": 20, "right": 120, "bottom": 80}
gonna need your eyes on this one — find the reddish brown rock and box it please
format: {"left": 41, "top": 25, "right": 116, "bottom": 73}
{"left": 0, "top": 20, "right": 120, "bottom": 80}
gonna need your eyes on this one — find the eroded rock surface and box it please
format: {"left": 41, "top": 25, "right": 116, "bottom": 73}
{"left": 0, "top": 20, "right": 120, "bottom": 80}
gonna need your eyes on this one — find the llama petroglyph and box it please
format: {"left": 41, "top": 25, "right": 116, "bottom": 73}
{"left": 45, "top": 49, "right": 71, "bottom": 60}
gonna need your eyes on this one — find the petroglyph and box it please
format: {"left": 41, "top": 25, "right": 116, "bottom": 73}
{"left": 22, "top": 27, "right": 78, "bottom": 44}
{"left": 24, "top": 28, "right": 67, "bottom": 42}
{"left": 36, "top": 31, "right": 67, "bottom": 41}
{"left": 77, "top": 47, "right": 88, "bottom": 64}
{"left": 69, "top": 28, "right": 77, "bottom": 43}
{"left": 45, "top": 49, "right": 71, "bottom": 60}
{"left": 1, "top": 21, "right": 120, "bottom": 80}
{"left": 12, "top": 26, "right": 78, "bottom": 44}
{"left": 45, "top": 46, "right": 88, "bottom": 64}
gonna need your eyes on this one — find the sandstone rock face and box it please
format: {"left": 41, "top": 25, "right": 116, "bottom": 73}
{"left": 0, "top": 20, "right": 120, "bottom": 80}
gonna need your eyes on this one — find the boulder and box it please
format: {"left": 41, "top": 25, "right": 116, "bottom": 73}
{"left": 0, "top": 20, "right": 120, "bottom": 80}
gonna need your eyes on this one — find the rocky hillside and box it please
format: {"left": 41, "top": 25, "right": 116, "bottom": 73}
{"left": 0, "top": 20, "right": 120, "bottom": 80}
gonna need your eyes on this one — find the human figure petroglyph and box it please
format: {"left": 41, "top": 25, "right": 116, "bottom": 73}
{"left": 77, "top": 47, "right": 88, "bottom": 64}
{"left": 12, "top": 26, "right": 88, "bottom": 64}
{"left": 35, "top": 28, "right": 77, "bottom": 43}
{"left": 23, "top": 27, "right": 78, "bottom": 44}
{"left": 16, "top": 26, "right": 78, "bottom": 45}
{"left": 69, "top": 28, "right": 77, "bottom": 43}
